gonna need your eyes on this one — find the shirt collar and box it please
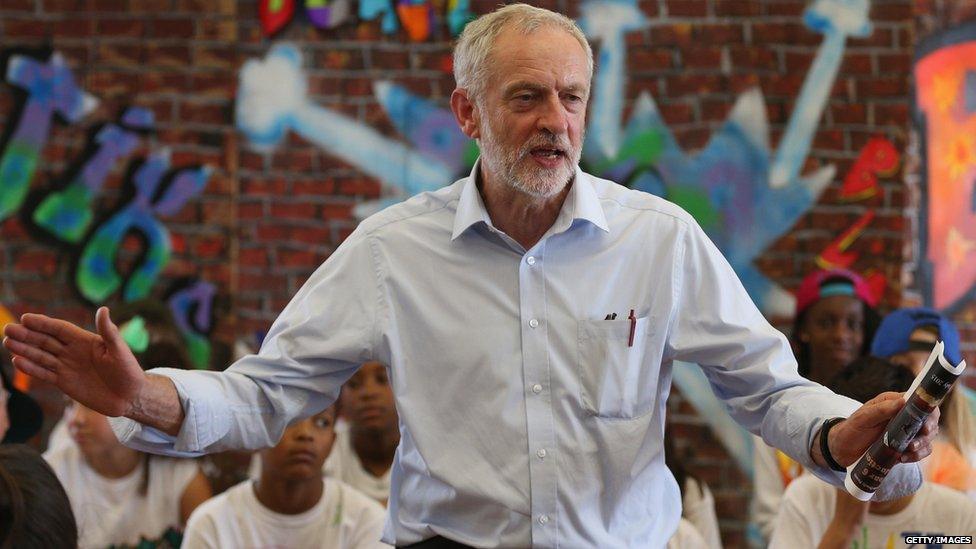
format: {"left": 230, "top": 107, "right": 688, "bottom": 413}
{"left": 451, "top": 159, "right": 610, "bottom": 241}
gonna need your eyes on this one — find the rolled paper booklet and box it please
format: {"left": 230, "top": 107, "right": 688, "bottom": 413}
{"left": 844, "top": 340, "right": 968, "bottom": 501}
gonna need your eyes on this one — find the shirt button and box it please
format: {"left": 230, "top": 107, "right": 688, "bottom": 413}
{"left": 532, "top": 384, "right": 542, "bottom": 394}
{"left": 529, "top": 318, "right": 539, "bottom": 328}
{"left": 526, "top": 256, "right": 536, "bottom": 265}
{"left": 539, "top": 515, "right": 549, "bottom": 525}
{"left": 537, "top": 448, "right": 547, "bottom": 459}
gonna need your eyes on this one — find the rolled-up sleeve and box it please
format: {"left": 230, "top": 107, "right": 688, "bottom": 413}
{"left": 665, "top": 218, "right": 920, "bottom": 500}
{"left": 111, "top": 227, "right": 387, "bottom": 456}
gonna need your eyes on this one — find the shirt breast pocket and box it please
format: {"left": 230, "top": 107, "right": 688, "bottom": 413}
{"left": 577, "top": 315, "right": 659, "bottom": 419}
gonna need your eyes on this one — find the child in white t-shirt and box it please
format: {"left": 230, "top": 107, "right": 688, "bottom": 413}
{"left": 770, "top": 356, "right": 976, "bottom": 548}
{"left": 183, "top": 404, "right": 389, "bottom": 549}
{"left": 44, "top": 400, "right": 212, "bottom": 548}
{"left": 325, "top": 361, "right": 398, "bottom": 506}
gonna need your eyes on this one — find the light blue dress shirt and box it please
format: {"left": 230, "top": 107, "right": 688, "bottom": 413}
{"left": 111, "top": 162, "right": 920, "bottom": 548}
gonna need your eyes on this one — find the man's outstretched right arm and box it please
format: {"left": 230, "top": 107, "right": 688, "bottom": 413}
{"left": 3, "top": 307, "right": 185, "bottom": 436}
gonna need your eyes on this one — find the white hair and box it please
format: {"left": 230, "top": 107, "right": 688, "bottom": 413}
{"left": 453, "top": 4, "right": 593, "bottom": 104}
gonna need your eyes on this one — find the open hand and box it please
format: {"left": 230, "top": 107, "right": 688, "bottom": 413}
{"left": 3, "top": 307, "right": 145, "bottom": 417}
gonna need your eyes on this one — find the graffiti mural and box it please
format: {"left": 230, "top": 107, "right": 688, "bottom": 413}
{"left": 165, "top": 279, "right": 218, "bottom": 370}
{"left": 257, "top": 0, "right": 472, "bottom": 41}
{"left": 0, "top": 51, "right": 98, "bottom": 222}
{"left": 915, "top": 22, "right": 976, "bottom": 311}
{"left": 236, "top": 0, "right": 878, "bottom": 473}
{"left": 0, "top": 49, "right": 218, "bottom": 366}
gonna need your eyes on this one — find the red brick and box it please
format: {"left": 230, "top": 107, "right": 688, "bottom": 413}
{"left": 96, "top": 43, "right": 145, "bottom": 66}
{"left": 336, "top": 177, "right": 381, "bottom": 197}
{"left": 830, "top": 103, "right": 867, "bottom": 125}
{"left": 96, "top": 18, "right": 145, "bottom": 37}
{"left": 728, "top": 47, "right": 777, "bottom": 70}
{"left": 871, "top": 2, "right": 912, "bottom": 22}
{"left": 190, "top": 73, "right": 236, "bottom": 99}
{"left": 320, "top": 202, "right": 353, "bottom": 220}
{"left": 179, "top": 101, "right": 228, "bottom": 126}
{"left": 293, "top": 178, "right": 335, "bottom": 196}
{"left": 855, "top": 76, "right": 908, "bottom": 98}
{"left": 197, "top": 19, "right": 237, "bottom": 41}
{"left": 666, "top": 0, "right": 707, "bottom": 17}
{"left": 146, "top": 45, "right": 191, "bottom": 68}
{"left": 812, "top": 129, "right": 845, "bottom": 151}
{"left": 51, "top": 17, "right": 94, "bottom": 37}
{"left": 693, "top": 24, "right": 745, "bottom": 45}
{"left": 278, "top": 249, "right": 317, "bottom": 268}
{"left": 193, "top": 46, "right": 240, "bottom": 70}
{"left": 372, "top": 49, "right": 410, "bottom": 71}
{"left": 290, "top": 226, "right": 331, "bottom": 245}
{"left": 665, "top": 74, "right": 724, "bottom": 96}
{"left": 239, "top": 247, "right": 267, "bottom": 266}
{"left": 152, "top": 18, "right": 195, "bottom": 39}
{"left": 876, "top": 53, "right": 911, "bottom": 75}
{"left": 13, "top": 250, "right": 60, "bottom": 276}
{"left": 714, "top": 0, "right": 761, "bottom": 16}
{"left": 873, "top": 103, "right": 909, "bottom": 126}
{"left": 701, "top": 100, "right": 730, "bottom": 122}
{"left": 2, "top": 19, "right": 48, "bottom": 39}
{"left": 90, "top": 0, "right": 126, "bottom": 9}
{"left": 839, "top": 53, "right": 872, "bottom": 74}
{"left": 682, "top": 47, "right": 723, "bottom": 69}
{"left": 764, "top": 1, "right": 804, "bottom": 16}
{"left": 627, "top": 48, "right": 673, "bottom": 72}
{"left": 0, "top": 0, "right": 35, "bottom": 10}
{"left": 849, "top": 28, "right": 894, "bottom": 48}
{"left": 651, "top": 23, "right": 693, "bottom": 46}
{"left": 271, "top": 202, "right": 317, "bottom": 219}
{"left": 193, "top": 236, "right": 225, "bottom": 257}
{"left": 243, "top": 177, "right": 287, "bottom": 196}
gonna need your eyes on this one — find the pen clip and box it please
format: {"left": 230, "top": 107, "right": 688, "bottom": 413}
{"left": 628, "top": 309, "right": 636, "bottom": 347}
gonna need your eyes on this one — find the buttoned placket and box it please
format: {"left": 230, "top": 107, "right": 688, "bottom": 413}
{"left": 518, "top": 241, "right": 559, "bottom": 548}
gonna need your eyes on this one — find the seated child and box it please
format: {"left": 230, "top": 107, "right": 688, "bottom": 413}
{"left": 325, "top": 361, "right": 398, "bottom": 505}
{"left": 752, "top": 268, "right": 879, "bottom": 541}
{"left": 43, "top": 302, "right": 213, "bottom": 548}
{"left": 769, "top": 356, "right": 976, "bottom": 548}
{"left": 183, "top": 404, "right": 389, "bottom": 548}
{"left": 870, "top": 307, "right": 976, "bottom": 497}
{"left": 0, "top": 444, "right": 77, "bottom": 548}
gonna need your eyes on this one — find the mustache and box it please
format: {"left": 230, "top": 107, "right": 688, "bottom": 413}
{"left": 520, "top": 132, "right": 572, "bottom": 153}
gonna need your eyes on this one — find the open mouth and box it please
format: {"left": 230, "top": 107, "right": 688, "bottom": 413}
{"left": 530, "top": 147, "right": 565, "bottom": 159}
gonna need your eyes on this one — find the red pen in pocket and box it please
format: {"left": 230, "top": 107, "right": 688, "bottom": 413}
{"left": 628, "top": 309, "right": 636, "bottom": 347}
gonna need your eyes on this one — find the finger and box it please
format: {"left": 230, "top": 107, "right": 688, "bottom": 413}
{"left": 95, "top": 307, "right": 127, "bottom": 356}
{"left": 3, "top": 337, "right": 61, "bottom": 370}
{"left": 20, "top": 313, "right": 82, "bottom": 347}
{"left": 918, "top": 412, "right": 940, "bottom": 438}
{"left": 900, "top": 439, "right": 934, "bottom": 463}
{"left": 850, "top": 398, "right": 903, "bottom": 428}
{"left": 11, "top": 355, "right": 58, "bottom": 384}
{"left": 2, "top": 323, "right": 64, "bottom": 355}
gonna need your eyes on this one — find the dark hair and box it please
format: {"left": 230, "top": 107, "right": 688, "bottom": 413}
{"left": 791, "top": 282, "right": 881, "bottom": 379}
{"left": 827, "top": 356, "right": 915, "bottom": 403}
{"left": 0, "top": 444, "right": 77, "bottom": 548}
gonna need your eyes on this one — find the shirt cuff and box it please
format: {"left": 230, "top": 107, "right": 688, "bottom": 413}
{"left": 108, "top": 367, "right": 231, "bottom": 457}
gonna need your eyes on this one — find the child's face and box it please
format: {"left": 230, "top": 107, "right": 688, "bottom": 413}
{"left": 66, "top": 401, "right": 121, "bottom": 454}
{"left": 800, "top": 296, "right": 865, "bottom": 381}
{"left": 262, "top": 408, "right": 337, "bottom": 481}
{"left": 888, "top": 328, "right": 939, "bottom": 375}
{"left": 340, "top": 362, "right": 397, "bottom": 432}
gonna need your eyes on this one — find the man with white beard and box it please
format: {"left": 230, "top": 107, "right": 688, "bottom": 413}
{"left": 4, "top": 4, "right": 939, "bottom": 548}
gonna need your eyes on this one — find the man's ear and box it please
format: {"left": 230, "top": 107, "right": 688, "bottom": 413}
{"left": 450, "top": 88, "right": 481, "bottom": 139}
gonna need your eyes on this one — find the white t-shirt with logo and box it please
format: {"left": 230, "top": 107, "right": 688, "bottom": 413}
{"left": 770, "top": 474, "right": 976, "bottom": 548}
{"left": 44, "top": 443, "right": 199, "bottom": 548}
{"left": 324, "top": 421, "right": 392, "bottom": 504}
{"left": 183, "top": 478, "right": 389, "bottom": 549}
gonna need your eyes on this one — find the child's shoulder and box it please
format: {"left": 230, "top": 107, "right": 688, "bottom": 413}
{"left": 329, "top": 479, "right": 385, "bottom": 517}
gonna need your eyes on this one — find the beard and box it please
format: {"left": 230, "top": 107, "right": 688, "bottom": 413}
{"left": 478, "top": 116, "right": 582, "bottom": 199}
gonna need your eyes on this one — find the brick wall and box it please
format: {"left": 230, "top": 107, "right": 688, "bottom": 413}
{"left": 0, "top": 1, "right": 951, "bottom": 547}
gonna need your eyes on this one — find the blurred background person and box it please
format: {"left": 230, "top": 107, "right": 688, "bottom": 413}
{"left": 0, "top": 444, "right": 77, "bottom": 548}
{"left": 751, "top": 268, "right": 880, "bottom": 541}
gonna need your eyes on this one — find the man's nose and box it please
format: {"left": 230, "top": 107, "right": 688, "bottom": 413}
{"left": 536, "top": 94, "right": 569, "bottom": 135}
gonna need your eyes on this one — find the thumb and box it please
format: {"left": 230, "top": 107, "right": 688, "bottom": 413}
{"left": 95, "top": 307, "right": 128, "bottom": 355}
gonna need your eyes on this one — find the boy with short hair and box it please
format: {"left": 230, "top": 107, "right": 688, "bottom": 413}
{"left": 183, "top": 404, "right": 389, "bottom": 548}
{"left": 770, "top": 356, "right": 976, "bottom": 548}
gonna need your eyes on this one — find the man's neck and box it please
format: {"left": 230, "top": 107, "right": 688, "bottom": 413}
{"left": 351, "top": 426, "right": 399, "bottom": 477}
{"left": 254, "top": 474, "right": 324, "bottom": 515}
{"left": 478, "top": 168, "right": 572, "bottom": 250}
